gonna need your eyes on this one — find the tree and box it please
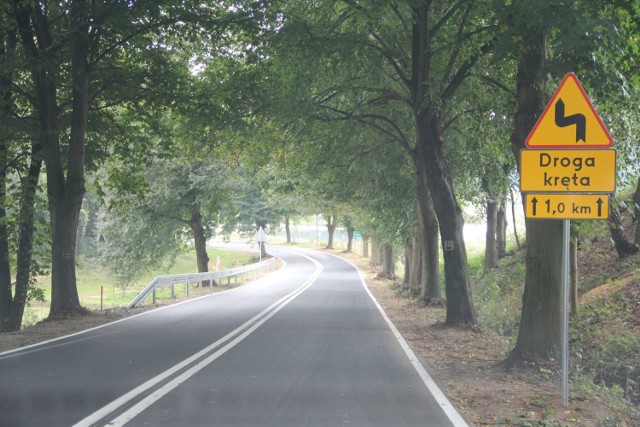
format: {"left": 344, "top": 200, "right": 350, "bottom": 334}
{"left": 101, "top": 154, "right": 235, "bottom": 284}
{"left": 272, "top": 1, "right": 504, "bottom": 324}
{"left": 0, "top": 6, "right": 49, "bottom": 331}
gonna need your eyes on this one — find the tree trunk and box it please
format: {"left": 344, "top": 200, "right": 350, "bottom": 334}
{"left": 408, "top": 223, "right": 422, "bottom": 293}
{"left": 48, "top": 2, "right": 91, "bottom": 318}
{"left": 633, "top": 176, "right": 640, "bottom": 244}
{"left": 0, "top": 30, "right": 15, "bottom": 330}
{"left": 345, "top": 226, "right": 354, "bottom": 253}
{"left": 510, "top": 187, "right": 521, "bottom": 250}
{"left": 484, "top": 198, "right": 499, "bottom": 272}
{"left": 285, "top": 215, "right": 291, "bottom": 244}
{"left": 381, "top": 244, "right": 395, "bottom": 278}
{"left": 415, "top": 173, "right": 442, "bottom": 304}
{"left": 325, "top": 214, "right": 337, "bottom": 249}
{"left": 509, "top": 30, "right": 564, "bottom": 360}
{"left": 570, "top": 235, "right": 578, "bottom": 318}
{"left": 403, "top": 240, "right": 412, "bottom": 286}
{"left": 370, "top": 240, "right": 380, "bottom": 266}
{"left": 188, "top": 207, "right": 209, "bottom": 273}
{"left": 49, "top": 195, "right": 84, "bottom": 318}
{"left": 417, "top": 126, "right": 475, "bottom": 325}
{"left": 0, "top": 167, "right": 11, "bottom": 330}
{"left": 511, "top": 219, "right": 564, "bottom": 359}
{"left": 8, "top": 157, "right": 43, "bottom": 330}
{"left": 608, "top": 199, "right": 638, "bottom": 260}
{"left": 497, "top": 199, "right": 507, "bottom": 259}
{"left": 362, "top": 236, "right": 369, "bottom": 258}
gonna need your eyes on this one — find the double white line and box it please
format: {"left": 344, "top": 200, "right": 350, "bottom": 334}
{"left": 75, "top": 253, "right": 322, "bottom": 427}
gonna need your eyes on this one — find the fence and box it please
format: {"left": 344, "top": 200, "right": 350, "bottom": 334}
{"left": 128, "top": 257, "right": 277, "bottom": 308}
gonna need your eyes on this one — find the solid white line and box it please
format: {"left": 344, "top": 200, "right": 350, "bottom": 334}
{"left": 73, "top": 253, "right": 320, "bottom": 427}
{"left": 322, "top": 250, "right": 469, "bottom": 427}
{"left": 107, "top": 271, "right": 316, "bottom": 426}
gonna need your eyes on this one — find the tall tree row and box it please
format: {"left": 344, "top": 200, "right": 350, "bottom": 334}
{"left": 268, "top": 0, "right": 505, "bottom": 324}
{"left": 1, "top": 0, "right": 275, "bottom": 327}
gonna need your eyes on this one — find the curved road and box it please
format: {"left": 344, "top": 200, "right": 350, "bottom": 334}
{"left": 0, "top": 247, "right": 467, "bottom": 427}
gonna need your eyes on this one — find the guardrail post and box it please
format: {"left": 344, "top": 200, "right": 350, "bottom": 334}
{"left": 153, "top": 288, "right": 156, "bottom": 305}
{"left": 186, "top": 282, "right": 190, "bottom": 297}
{"left": 171, "top": 284, "right": 175, "bottom": 299}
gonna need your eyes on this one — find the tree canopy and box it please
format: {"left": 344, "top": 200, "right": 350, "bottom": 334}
{"left": 1, "top": 0, "right": 639, "bottom": 369}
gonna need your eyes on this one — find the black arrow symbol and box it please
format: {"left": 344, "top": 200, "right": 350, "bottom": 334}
{"left": 555, "top": 98, "right": 586, "bottom": 143}
{"left": 531, "top": 196, "right": 538, "bottom": 216}
{"left": 596, "top": 197, "right": 603, "bottom": 217}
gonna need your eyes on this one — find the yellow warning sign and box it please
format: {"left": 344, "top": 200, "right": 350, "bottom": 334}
{"left": 525, "top": 194, "right": 609, "bottom": 220}
{"left": 520, "top": 149, "right": 616, "bottom": 193}
{"left": 526, "top": 73, "right": 613, "bottom": 148}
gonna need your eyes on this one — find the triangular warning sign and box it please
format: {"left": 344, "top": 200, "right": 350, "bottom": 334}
{"left": 526, "top": 73, "right": 613, "bottom": 148}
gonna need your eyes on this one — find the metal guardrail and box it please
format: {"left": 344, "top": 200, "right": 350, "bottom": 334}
{"left": 128, "top": 257, "right": 277, "bottom": 308}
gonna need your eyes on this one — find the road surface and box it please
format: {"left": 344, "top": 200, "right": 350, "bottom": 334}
{"left": 0, "top": 246, "right": 467, "bottom": 427}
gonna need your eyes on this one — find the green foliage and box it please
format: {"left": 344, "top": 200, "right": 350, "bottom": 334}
{"left": 573, "top": 288, "right": 640, "bottom": 405}
{"left": 472, "top": 250, "right": 526, "bottom": 337}
{"left": 99, "top": 155, "right": 235, "bottom": 285}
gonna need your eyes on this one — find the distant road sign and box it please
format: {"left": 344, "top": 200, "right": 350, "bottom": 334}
{"left": 255, "top": 226, "right": 267, "bottom": 243}
{"left": 520, "top": 149, "right": 616, "bottom": 193}
{"left": 525, "top": 73, "right": 613, "bottom": 148}
{"left": 525, "top": 194, "right": 609, "bottom": 220}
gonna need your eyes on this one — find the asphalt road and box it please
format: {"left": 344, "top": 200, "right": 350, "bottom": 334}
{"left": 0, "top": 246, "right": 467, "bottom": 427}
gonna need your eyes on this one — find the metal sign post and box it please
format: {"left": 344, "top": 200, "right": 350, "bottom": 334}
{"left": 562, "top": 219, "right": 570, "bottom": 407}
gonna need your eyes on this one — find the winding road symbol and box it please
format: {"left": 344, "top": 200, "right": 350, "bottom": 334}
{"left": 555, "top": 98, "right": 586, "bottom": 143}
{"left": 525, "top": 73, "right": 613, "bottom": 148}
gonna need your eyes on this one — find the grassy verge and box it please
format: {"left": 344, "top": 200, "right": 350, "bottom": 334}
{"left": 470, "top": 235, "right": 640, "bottom": 420}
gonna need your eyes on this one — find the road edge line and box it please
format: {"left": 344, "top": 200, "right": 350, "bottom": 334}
{"left": 322, "top": 251, "right": 469, "bottom": 427}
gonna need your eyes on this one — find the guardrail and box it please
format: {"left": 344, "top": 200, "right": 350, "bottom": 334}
{"left": 128, "top": 257, "right": 277, "bottom": 308}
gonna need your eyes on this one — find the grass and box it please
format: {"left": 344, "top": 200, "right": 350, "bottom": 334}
{"left": 24, "top": 247, "right": 256, "bottom": 326}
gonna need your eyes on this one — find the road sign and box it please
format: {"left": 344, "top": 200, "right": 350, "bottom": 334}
{"left": 525, "top": 194, "right": 609, "bottom": 219}
{"left": 255, "top": 226, "right": 267, "bottom": 242}
{"left": 525, "top": 73, "right": 613, "bottom": 148}
{"left": 520, "top": 149, "right": 616, "bottom": 193}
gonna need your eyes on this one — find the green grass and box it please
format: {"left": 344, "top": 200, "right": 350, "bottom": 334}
{"left": 25, "top": 248, "right": 256, "bottom": 326}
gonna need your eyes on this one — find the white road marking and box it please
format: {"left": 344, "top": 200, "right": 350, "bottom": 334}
{"left": 0, "top": 261, "right": 287, "bottom": 360}
{"left": 73, "top": 252, "right": 321, "bottom": 427}
{"left": 324, "top": 250, "right": 470, "bottom": 427}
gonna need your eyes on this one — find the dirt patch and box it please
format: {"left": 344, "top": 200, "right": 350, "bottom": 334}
{"left": 0, "top": 250, "right": 635, "bottom": 426}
